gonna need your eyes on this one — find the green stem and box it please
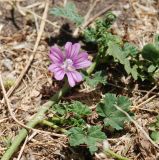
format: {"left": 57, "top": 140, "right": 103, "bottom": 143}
{"left": 105, "top": 149, "right": 131, "bottom": 160}
{"left": 2, "top": 62, "right": 95, "bottom": 160}
{"left": 41, "top": 120, "right": 66, "bottom": 133}
{"left": 87, "top": 61, "right": 97, "bottom": 75}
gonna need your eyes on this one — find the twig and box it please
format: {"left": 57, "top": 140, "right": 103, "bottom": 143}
{"left": 15, "top": 4, "right": 74, "bottom": 36}
{"left": 73, "top": 0, "right": 100, "bottom": 37}
{"left": 83, "top": 0, "right": 100, "bottom": 26}
{"left": 137, "top": 85, "right": 157, "bottom": 104}
{"left": 63, "top": 0, "right": 67, "bottom": 7}
{"left": 17, "top": 135, "right": 28, "bottom": 160}
{"left": 114, "top": 105, "right": 159, "bottom": 149}
{"left": 107, "top": 82, "right": 159, "bottom": 96}
{"left": 1, "top": 0, "right": 49, "bottom": 104}
{"left": 139, "top": 108, "right": 158, "bottom": 114}
{"left": 0, "top": 74, "right": 66, "bottom": 137}
{"left": 0, "top": 75, "right": 32, "bottom": 129}
{"left": 83, "top": 4, "right": 113, "bottom": 29}
{"left": 0, "top": 118, "right": 8, "bottom": 123}
{"left": 132, "top": 95, "right": 156, "bottom": 111}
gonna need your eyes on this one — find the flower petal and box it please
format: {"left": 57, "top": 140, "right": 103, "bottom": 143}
{"left": 75, "top": 60, "right": 92, "bottom": 69}
{"left": 49, "top": 64, "right": 65, "bottom": 80}
{"left": 65, "top": 42, "right": 80, "bottom": 59}
{"left": 54, "top": 69, "right": 65, "bottom": 80}
{"left": 50, "top": 46, "right": 64, "bottom": 63}
{"left": 48, "top": 64, "right": 61, "bottom": 73}
{"left": 71, "top": 71, "right": 83, "bottom": 82}
{"left": 74, "top": 52, "right": 92, "bottom": 69}
{"left": 66, "top": 72, "right": 76, "bottom": 87}
{"left": 65, "top": 42, "right": 72, "bottom": 55}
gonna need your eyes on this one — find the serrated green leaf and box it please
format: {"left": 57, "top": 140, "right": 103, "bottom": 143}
{"left": 108, "top": 42, "right": 126, "bottom": 62}
{"left": 117, "top": 96, "right": 132, "bottom": 111}
{"left": 104, "top": 118, "right": 123, "bottom": 130}
{"left": 50, "top": 2, "right": 84, "bottom": 25}
{"left": 67, "top": 127, "right": 85, "bottom": 146}
{"left": 52, "top": 103, "right": 67, "bottom": 116}
{"left": 68, "top": 117, "right": 86, "bottom": 127}
{"left": 97, "top": 93, "right": 117, "bottom": 117}
{"left": 67, "top": 126, "right": 106, "bottom": 154}
{"left": 84, "top": 71, "right": 107, "bottom": 88}
{"left": 68, "top": 101, "right": 91, "bottom": 116}
{"left": 108, "top": 42, "right": 138, "bottom": 79}
{"left": 97, "top": 93, "right": 133, "bottom": 130}
{"left": 84, "top": 28, "right": 97, "bottom": 42}
{"left": 123, "top": 43, "right": 138, "bottom": 57}
{"left": 84, "top": 13, "right": 121, "bottom": 52}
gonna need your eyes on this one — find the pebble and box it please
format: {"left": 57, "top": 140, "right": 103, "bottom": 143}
{"left": 2, "top": 58, "right": 13, "bottom": 71}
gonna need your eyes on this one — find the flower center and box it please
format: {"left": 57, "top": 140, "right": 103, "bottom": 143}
{"left": 62, "top": 59, "right": 75, "bottom": 71}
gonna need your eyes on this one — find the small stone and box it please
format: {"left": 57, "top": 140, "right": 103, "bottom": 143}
{"left": 30, "top": 90, "right": 40, "bottom": 97}
{"left": 123, "top": 4, "right": 130, "bottom": 10}
{"left": 2, "top": 58, "right": 13, "bottom": 71}
{"left": 112, "top": 10, "right": 122, "bottom": 17}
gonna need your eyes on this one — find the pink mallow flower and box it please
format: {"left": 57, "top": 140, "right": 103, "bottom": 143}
{"left": 48, "top": 42, "right": 92, "bottom": 87}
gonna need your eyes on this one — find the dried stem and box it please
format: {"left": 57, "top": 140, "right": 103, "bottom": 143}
{"left": 1, "top": 0, "right": 49, "bottom": 103}
{"left": 73, "top": 0, "right": 100, "bottom": 37}
{"left": 114, "top": 105, "right": 159, "bottom": 149}
{"left": 17, "top": 136, "right": 28, "bottom": 160}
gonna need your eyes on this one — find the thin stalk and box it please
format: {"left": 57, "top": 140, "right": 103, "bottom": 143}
{"left": 105, "top": 149, "right": 131, "bottom": 160}
{"left": 41, "top": 120, "right": 66, "bottom": 133}
{"left": 1, "top": 62, "right": 95, "bottom": 160}
{"left": 87, "top": 54, "right": 101, "bottom": 74}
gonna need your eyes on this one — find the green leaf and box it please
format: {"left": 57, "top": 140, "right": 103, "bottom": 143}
{"left": 67, "top": 127, "right": 85, "bottom": 146}
{"left": 148, "top": 65, "right": 157, "bottom": 73}
{"left": 131, "top": 65, "right": 138, "bottom": 80}
{"left": 97, "top": 93, "right": 133, "bottom": 130}
{"left": 142, "top": 44, "right": 159, "bottom": 63}
{"left": 52, "top": 101, "right": 91, "bottom": 127}
{"left": 151, "top": 131, "right": 159, "bottom": 143}
{"left": 84, "top": 13, "right": 121, "bottom": 51}
{"left": 68, "top": 101, "right": 91, "bottom": 116}
{"left": 117, "top": 96, "right": 132, "bottom": 111}
{"left": 108, "top": 42, "right": 138, "bottom": 79}
{"left": 84, "top": 71, "right": 107, "bottom": 88}
{"left": 108, "top": 42, "right": 126, "bottom": 61}
{"left": 97, "top": 93, "right": 117, "bottom": 117}
{"left": 52, "top": 103, "right": 67, "bottom": 116}
{"left": 68, "top": 117, "right": 86, "bottom": 127}
{"left": 67, "top": 126, "right": 106, "bottom": 154}
{"left": 50, "top": 2, "right": 84, "bottom": 25}
{"left": 123, "top": 43, "right": 138, "bottom": 57}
